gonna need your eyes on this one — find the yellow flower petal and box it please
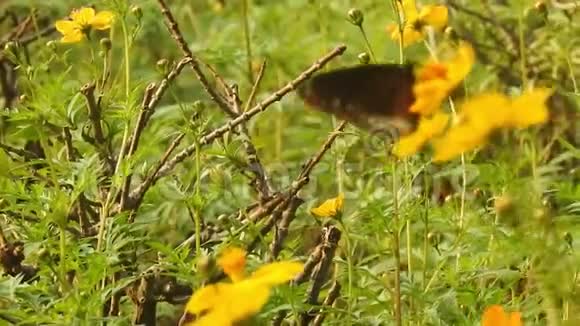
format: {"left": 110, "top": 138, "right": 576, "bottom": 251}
{"left": 70, "top": 7, "right": 95, "bottom": 26}
{"left": 218, "top": 247, "right": 246, "bottom": 282}
{"left": 401, "top": 0, "right": 419, "bottom": 19}
{"left": 90, "top": 10, "right": 115, "bottom": 30}
{"left": 447, "top": 42, "right": 475, "bottom": 86}
{"left": 411, "top": 42, "right": 475, "bottom": 116}
{"left": 432, "top": 123, "right": 490, "bottom": 162}
{"left": 184, "top": 283, "right": 232, "bottom": 317}
{"left": 310, "top": 193, "right": 344, "bottom": 218}
{"left": 482, "top": 305, "right": 522, "bottom": 326}
{"left": 507, "top": 88, "right": 552, "bottom": 128}
{"left": 250, "top": 261, "right": 303, "bottom": 285}
{"left": 55, "top": 20, "right": 78, "bottom": 35}
{"left": 393, "top": 112, "right": 449, "bottom": 158}
{"left": 60, "top": 29, "right": 85, "bottom": 43}
{"left": 418, "top": 5, "right": 448, "bottom": 30}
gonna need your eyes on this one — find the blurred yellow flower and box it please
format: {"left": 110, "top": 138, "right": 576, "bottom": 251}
{"left": 181, "top": 247, "right": 303, "bottom": 326}
{"left": 55, "top": 7, "right": 114, "bottom": 43}
{"left": 482, "top": 305, "right": 522, "bottom": 326}
{"left": 432, "top": 88, "right": 552, "bottom": 162}
{"left": 393, "top": 112, "right": 449, "bottom": 158}
{"left": 411, "top": 42, "right": 475, "bottom": 116}
{"left": 387, "top": 0, "right": 448, "bottom": 47}
{"left": 311, "top": 193, "right": 344, "bottom": 218}
{"left": 217, "top": 247, "right": 246, "bottom": 282}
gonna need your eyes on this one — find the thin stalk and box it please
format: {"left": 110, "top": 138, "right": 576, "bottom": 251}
{"left": 339, "top": 220, "right": 353, "bottom": 325}
{"left": 194, "top": 141, "right": 201, "bottom": 256}
{"left": 358, "top": 26, "right": 377, "bottom": 63}
{"left": 392, "top": 162, "right": 402, "bottom": 326}
{"left": 241, "top": 0, "right": 254, "bottom": 82}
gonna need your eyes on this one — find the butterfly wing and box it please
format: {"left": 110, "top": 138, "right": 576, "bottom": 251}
{"left": 298, "top": 64, "right": 419, "bottom": 134}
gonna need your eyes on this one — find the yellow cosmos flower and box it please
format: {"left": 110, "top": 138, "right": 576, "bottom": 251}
{"left": 387, "top": 0, "right": 448, "bottom": 47}
{"left": 217, "top": 247, "right": 246, "bottom": 282}
{"left": 55, "top": 7, "right": 114, "bottom": 43}
{"left": 410, "top": 42, "right": 475, "bottom": 116}
{"left": 310, "top": 193, "right": 344, "bottom": 218}
{"left": 432, "top": 88, "right": 552, "bottom": 162}
{"left": 392, "top": 112, "right": 449, "bottom": 158}
{"left": 180, "top": 247, "right": 303, "bottom": 326}
{"left": 482, "top": 305, "right": 522, "bottom": 326}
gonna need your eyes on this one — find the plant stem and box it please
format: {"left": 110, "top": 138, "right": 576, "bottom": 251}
{"left": 392, "top": 162, "right": 402, "bottom": 326}
{"left": 241, "top": 0, "right": 254, "bottom": 82}
{"left": 358, "top": 26, "right": 377, "bottom": 63}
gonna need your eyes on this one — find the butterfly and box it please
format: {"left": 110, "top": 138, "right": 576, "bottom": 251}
{"left": 298, "top": 64, "right": 420, "bottom": 135}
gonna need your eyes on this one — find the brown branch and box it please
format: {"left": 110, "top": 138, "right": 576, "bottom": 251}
{"left": 128, "top": 45, "right": 346, "bottom": 208}
{"left": 80, "top": 83, "right": 105, "bottom": 145}
{"left": 19, "top": 26, "right": 56, "bottom": 46}
{"left": 298, "top": 121, "right": 347, "bottom": 180}
{"left": 230, "top": 62, "right": 273, "bottom": 200}
{"left": 156, "top": 0, "right": 233, "bottom": 114}
{"left": 125, "top": 133, "right": 185, "bottom": 215}
{"left": 300, "top": 225, "right": 341, "bottom": 325}
{"left": 129, "top": 275, "right": 157, "bottom": 326}
{"left": 269, "top": 196, "right": 304, "bottom": 261}
{"left": 312, "top": 281, "right": 342, "bottom": 326}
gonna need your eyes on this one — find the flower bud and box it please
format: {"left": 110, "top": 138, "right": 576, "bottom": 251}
{"left": 46, "top": 40, "right": 57, "bottom": 51}
{"left": 347, "top": 8, "right": 364, "bottom": 27}
{"left": 358, "top": 52, "right": 370, "bottom": 64}
{"left": 156, "top": 58, "right": 169, "bottom": 74}
{"left": 131, "top": 5, "right": 143, "bottom": 21}
{"left": 100, "top": 38, "right": 112, "bottom": 52}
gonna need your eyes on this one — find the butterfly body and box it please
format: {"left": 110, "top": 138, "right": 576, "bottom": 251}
{"left": 298, "top": 64, "right": 419, "bottom": 134}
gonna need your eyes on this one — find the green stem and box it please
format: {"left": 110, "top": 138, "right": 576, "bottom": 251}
{"left": 194, "top": 141, "right": 201, "bottom": 256}
{"left": 358, "top": 26, "right": 377, "bottom": 63}
{"left": 339, "top": 220, "right": 353, "bottom": 324}
{"left": 392, "top": 162, "right": 402, "bottom": 326}
{"left": 241, "top": 0, "right": 254, "bottom": 82}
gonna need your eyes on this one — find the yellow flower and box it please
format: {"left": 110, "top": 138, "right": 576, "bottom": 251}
{"left": 393, "top": 112, "right": 449, "bottom": 158}
{"left": 432, "top": 88, "right": 552, "bottom": 162}
{"left": 387, "top": 0, "right": 448, "bottom": 47}
{"left": 310, "top": 193, "right": 344, "bottom": 218}
{"left": 181, "top": 247, "right": 303, "bottom": 326}
{"left": 217, "top": 247, "right": 246, "bottom": 282}
{"left": 482, "top": 305, "right": 522, "bottom": 326}
{"left": 55, "top": 7, "right": 114, "bottom": 43}
{"left": 410, "top": 42, "right": 475, "bottom": 116}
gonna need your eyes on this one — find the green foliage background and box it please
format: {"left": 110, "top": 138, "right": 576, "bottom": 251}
{"left": 0, "top": 0, "right": 579, "bottom": 325}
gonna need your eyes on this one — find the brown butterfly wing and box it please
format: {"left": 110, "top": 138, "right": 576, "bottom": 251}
{"left": 298, "top": 64, "right": 419, "bottom": 134}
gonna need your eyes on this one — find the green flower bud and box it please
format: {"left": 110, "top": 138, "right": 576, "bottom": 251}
{"left": 131, "top": 5, "right": 143, "bottom": 21}
{"left": 358, "top": 52, "right": 370, "bottom": 64}
{"left": 347, "top": 8, "right": 364, "bottom": 27}
{"left": 100, "top": 38, "right": 112, "bottom": 52}
{"left": 156, "top": 58, "right": 169, "bottom": 74}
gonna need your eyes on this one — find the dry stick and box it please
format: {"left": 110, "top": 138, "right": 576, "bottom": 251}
{"left": 80, "top": 83, "right": 105, "bottom": 144}
{"left": 299, "top": 121, "right": 348, "bottom": 180}
{"left": 272, "top": 235, "right": 326, "bottom": 326}
{"left": 62, "top": 127, "right": 78, "bottom": 161}
{"left": 130, "top": 274, "right": 157, "bottom": 326}
{"left": 120, "top": 57, "right": 193, "bottom": 209}
{"left": 300, "top": 225, "right": 342, "bottom": 326}
{"left": 156, "top": 0, "right": 233, "bottom": 114}
{"left": 269, "top": 196, "right": 304, "bottom": 260}
{"left": 19, "top": 26, "right": 55, "bottom": 46}
{"left": 0, "top": 13, "right": 32, "bottom": 45}
{"left": 232, "top": 61, "right": 273, "bottom": 200}
{"left": 312, "top": 281, "right": 342, "bottom": 326}
{"left": 126, "top": 133, "right": 185, "bottom": 218}
{"left": 129, "top": 45, "right": 346, "bottom": 207}
{"left": 119, "top": 83, "right": 156, "bottom": 210}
